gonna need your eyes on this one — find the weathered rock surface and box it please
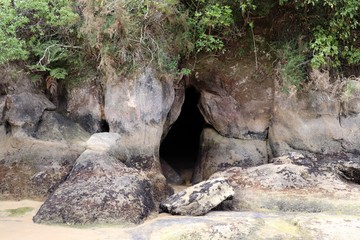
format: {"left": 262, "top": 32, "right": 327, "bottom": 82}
{"left": 193, "top": 128, "right": 267, "bottom": 182}
{"left": 199, "top": 92, "right": 270, "bottom": 140}
{"left": 0, "top": 67, "right": 90, "bottom": 200}
{"left": 160, "top": 159, "right": 183, "bottom": 185}
{"left": 0, "top": 92, "right": 88, "bottom": 200}
{"left": 4, "top": 92, "right": 56, "bottom": 135}
{"left": 191, "top": 54, "right": 273, "bottom": 140}
{"left": 67, "top": 77, "right": 105, "bottom": 133}
{"left": 269, "top": 90, "right": 360, "bottom": 157}
{"left": 0, "top": 96, "right": 5, "bottom": 126}
{"left": 129, "top": 212, "right": 360, "bottom": 240}
{"left": 103, "top": 69, "right": 176, "bottom": 203}
{"left": 160, "top": 178, "right": 234, "bottom": 216}
{"left": 86, "top": 132, "right": 173, "bottom": 203}
{"left": 162, "top": 82, "right": 185, "bottom": 141}
{"left": 33, "top": 150, "right": 157, "bottom": 225}
{"left": 3, "top": 204, "right": 360, "bottom": 240}
{"left": 104, "top": 68, "right": 174, "bottom": 164}
{"left": 211, "top": 153, "right": 360, "bottom": 214}
{"left": 0, "top": 136, "right": 84, "bottom": 200}
{"left": 86, "top": 132, "right": 123, "bottom": 157}
{"left": 0, "top": 65, "right": 36, "bottom": 95}
{"left": 34, "top": 111, "right": 90, "bottom": 144}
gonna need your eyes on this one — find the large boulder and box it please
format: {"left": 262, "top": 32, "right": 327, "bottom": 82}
{"left": 4, "top": 92, "right": 56, "bottom": 136}
{"left": 86, "top": 132, "right": 173, "bottom": 203}
{"left": 104, "top": 69, "right": 175, "bottom": 203}
{"left": 33, "top": 150, "right": 157, "bottom": 225}
{"left": 160, "top": 178, "right": 234, "bottom": 216}
{"left": 193, "top": 128, "right": 267, "bottom": 183}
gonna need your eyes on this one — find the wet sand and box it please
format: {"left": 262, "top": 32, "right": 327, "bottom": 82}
{"left": 2, "top": 199, "right": 360, "bottom": 240}
{"left": 0, "top": 200, "right": 132, "bottom": 240}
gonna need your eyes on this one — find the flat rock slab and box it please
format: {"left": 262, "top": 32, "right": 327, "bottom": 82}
{"left": 160, "top": 178, "right": 234, "bottom": 216}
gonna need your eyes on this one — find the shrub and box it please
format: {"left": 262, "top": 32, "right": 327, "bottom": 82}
{"left": 0, "top": 0, "right": 80, "bottom": 79}
{"left": 273, "top": 41, "right": 308, "bottom": 92}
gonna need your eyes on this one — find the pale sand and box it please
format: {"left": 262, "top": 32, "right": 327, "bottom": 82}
{"left": 2, "top": 199, "right": 360, "bottom": 239}
{"left": 0, "top": 200, "right": 133, "bottom": 240}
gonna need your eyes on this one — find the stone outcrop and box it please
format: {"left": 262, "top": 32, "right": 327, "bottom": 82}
{"left": 87, "top": 132, "right": 173, "bottom": 204}
{"left": 199, "top": 92, "right": 270, "bottom": 140}
{"left": 103, "top": 68, "right": 176, "bottom": 203}
{"left": 160, "top": 178, "right": 234, "bottom": 216}
{"left": 4, "top": 92, "right": 56, "bottom": 136}
{"left": 269, "top": 89, "right": 360, "bottom": 157}
{"left": 160, "top": 159, "right": 184, "bottom": 185}
{"left": 193, "top": 128, "right": 267, "bottom": 183}
{"left": 191, "top": 55, "right": 273, "bottom": 140}
{"left": 162, "top": 82, "right": 185, "bottom": 141}
{"left": 127, "top": 212, "right": 360, "bottom": 240}
{"left": 0, "top": 136, "right": 85, "bottom": 200}
{"left": 188, "top": 54, "right": 274, "bottom": 181}
{"left": 33, "top": 149, "right": 157, "bottom": 225}
{"left": 211, "top": 153, "right": 360, "bottom": 214}
{"left": 66, "top": 77, "right": 105, "bottom": 133}
{"left": 104, "top": 68, "right": 174, "bottom": 157}
{"left": 0, "top": 66, "right": 89, "bottom": 200}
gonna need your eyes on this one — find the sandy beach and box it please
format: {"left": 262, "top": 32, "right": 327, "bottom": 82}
{"left": 2, "top": 199, "right": 360, "bottom": 240}
{"left": 0, "top": 200, "right": 133, "bottom": 240}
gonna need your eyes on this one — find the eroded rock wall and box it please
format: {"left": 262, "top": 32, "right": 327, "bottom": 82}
{"left": 0, "top": 65, "right": 89, "bottom": 200}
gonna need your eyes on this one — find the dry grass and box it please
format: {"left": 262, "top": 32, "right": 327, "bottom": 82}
{"left": 78, "top": 0, "right": 188, "bottom": 81}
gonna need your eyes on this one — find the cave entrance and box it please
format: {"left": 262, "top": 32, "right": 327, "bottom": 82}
{"left": 160, "top": 87, "right": 205, "bottom": 185}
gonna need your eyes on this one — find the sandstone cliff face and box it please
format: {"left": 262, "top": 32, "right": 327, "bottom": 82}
{"left": 0, "top": 66, "right": 89, "bottom": 200}
{"left": 1, "top": 55, "right": 360, "bottom": 225}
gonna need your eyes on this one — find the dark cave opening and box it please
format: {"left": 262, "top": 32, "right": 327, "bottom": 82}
{"left": 160, "top": 87, "right": 205, "bottom": 181}
{"left": 100, "top": 119, "right": 110, "bottom": 132}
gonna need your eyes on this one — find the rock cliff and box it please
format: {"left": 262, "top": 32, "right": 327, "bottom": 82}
{"left": 0, "top": 53, "right": 359, "bottom": 226}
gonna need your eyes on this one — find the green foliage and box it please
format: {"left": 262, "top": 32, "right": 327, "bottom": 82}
{"left": 1, "top": 0, "right": 359, "bottom": 89}
{"left": 180, "top": 67, "right": 191, "bottom": 76}
{"left": 280, "top": 0, "right": 360, "bottom": 69}
{"left": 0, "top": 0, "right": 80, "bottom": 80}
{"left": 187, "top": 1, "right": 234, "bottom": 53}
{"left": 274, "top": 41, "right": 308, "bottom": 92}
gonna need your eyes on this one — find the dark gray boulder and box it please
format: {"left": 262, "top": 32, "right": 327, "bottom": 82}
{"left": 4, "top": 92, "right": 56, "bottom": 135}
{"left": 160, "top": 178, "right": 234, "bottom": 216}
{"left": 33, "top": 150, "right": 157, "bottom": 225}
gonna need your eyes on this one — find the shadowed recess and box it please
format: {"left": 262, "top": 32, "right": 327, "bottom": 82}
{"left": 160, "top": 87, "right": 205, "bottom": 171}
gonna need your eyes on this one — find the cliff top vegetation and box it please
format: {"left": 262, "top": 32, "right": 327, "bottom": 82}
{"left": 0, "top": 0, "right": 359, "bottom": 91}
